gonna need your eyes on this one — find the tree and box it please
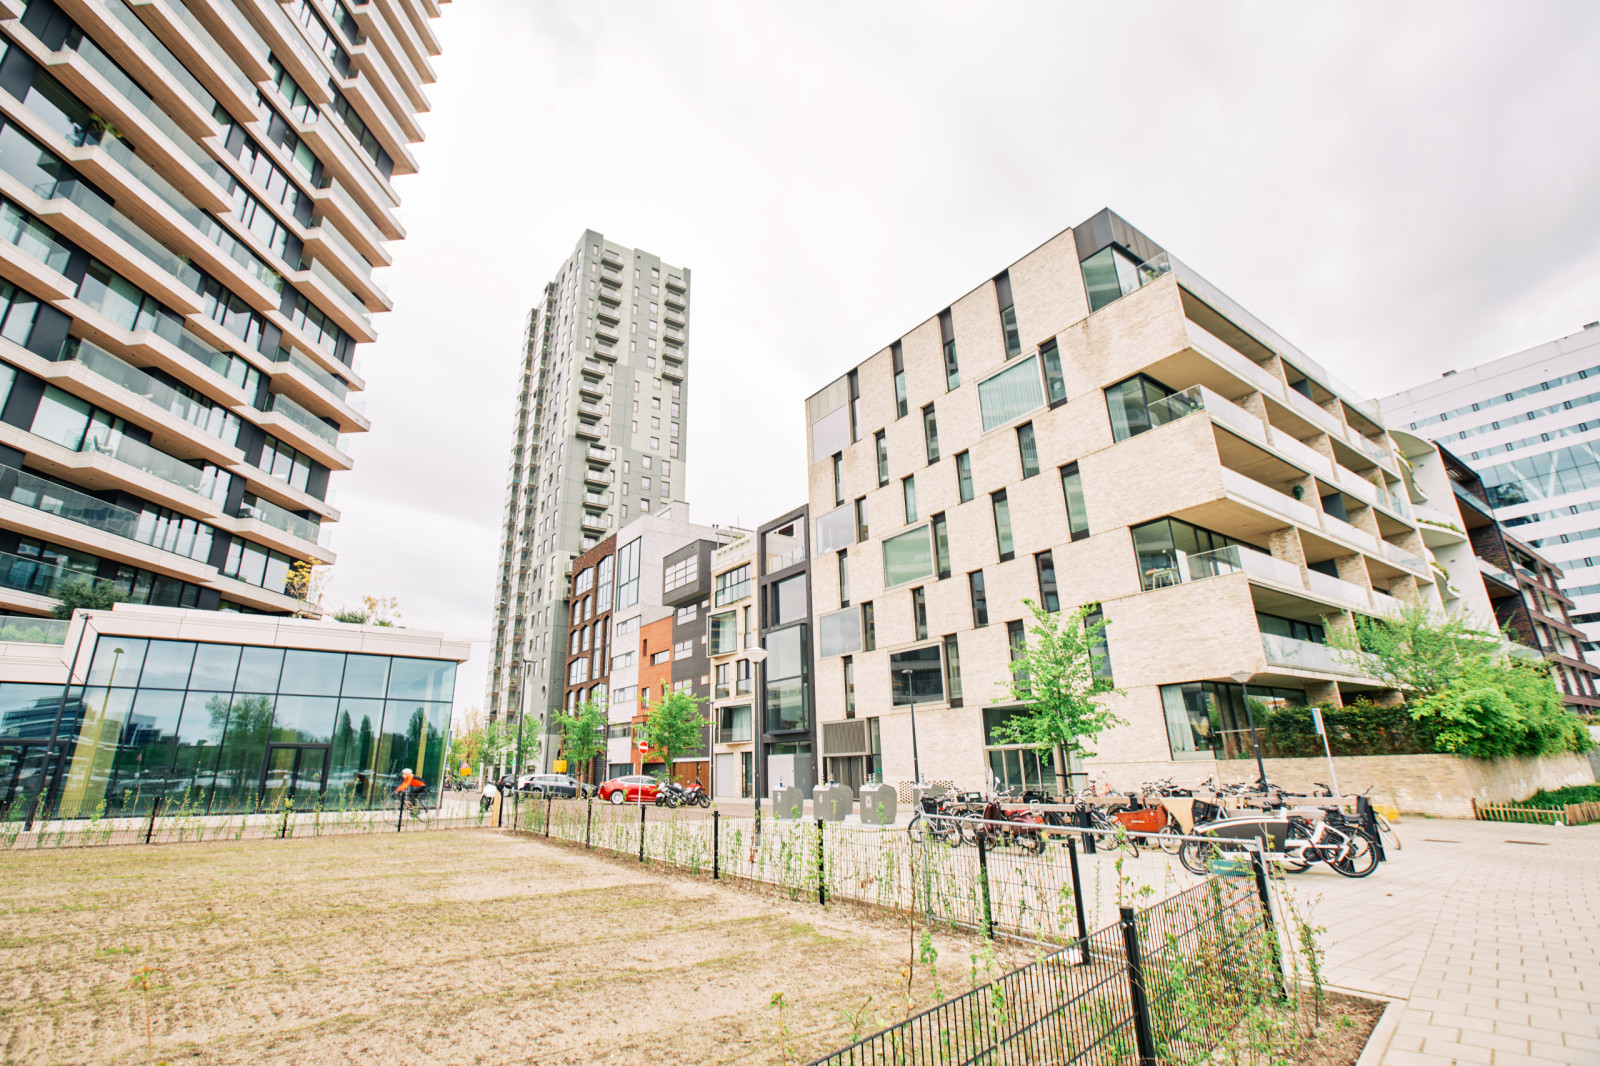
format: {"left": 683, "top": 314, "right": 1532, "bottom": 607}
{"left": 50, "top": 577, "right": 128, "bottom": 620}
{"left": 989, "top": 600, "right": 1123, "bottom": 795}
{"left": 1412, "top": 656, "right": 1593, "bottom": 759}
{"left": 1326, "top": 600, "right": 1499, "bottom": 698}
{"left": 642, "top": 684, "right": 705, "bottom": 781}
{"left": 553, "top": 697, "right": 608, "bottom": 784}
{"left": 329, "top": 594, "right": 402, "bottom": 627}
{"left": 283, "top": 560, "right": 328, "bottom": 618}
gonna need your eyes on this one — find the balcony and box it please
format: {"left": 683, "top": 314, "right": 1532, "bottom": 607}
{"left": 1319, "top": 512, "right": 1378, "bottom": 554}
{"left": 1477, "top": 557, "right": 1518, "bottom": 592}
{"left": 79, "top": 430, "right": 206, "bottom": 496}
{"left": 766, "top": 548, "right": 805, "bottom": 573}
{"left": 1221, "top": 468, "right": 1321, "bottom": 528}
{"left": 661, "top": 360, "right": 684, "bottom": 381}
{"left": 581, "top": 511, "right": 609, "bottom": 533}
{"left": 600, "top": 247, "right": 623, "bottom": 268}
{"left": 584, "top": 468, "right": 614, "bottom": 487}
{"left": 581, "top": 359, "right": 608, "bottom": 379}
{"left": 578, "top": 379, "right": 603, "bottom": 401}
{"left": 587, "top": 446, "right": 615, "bottom": 464}
{"left": 55, "top": 339, "right": 236, "bottom": 443}
{"left": 1378, "top": 541, "right": 1429, "bottom": 576}
{"left": 1261, "top": 633, "right": 1373, "bottom": 677}
{"left": 578, "top": 400, "right": 603, "bottom": 418}
{"left": 238, "top": 496, "right": 321, "bottom": 544}
{"left": 1303, "top": 568, "right": 1373, "bottom": 611}
{"left": 1145, "top": 386, "right": 1340, "bottom": 483}
{"left": 1143, "top": 542, "right": 1304, "bottom": 592}
{"left": 0, "top": 616, "right": 68, "bottom": 644}
{"left": 263, "top": 393, "right": 340, "bottom": 446}
{"left": 574, "top": 421, "right": 601, "bottom": 441}
{"left": 583, "top": 492, "right": 609, "bottom": 507}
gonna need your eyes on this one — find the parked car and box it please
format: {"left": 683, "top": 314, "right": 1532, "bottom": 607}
{"left": 515, "top": 773, "right": 595, "bottom": 798}
{"left": 598, "top": 775, "right": 661, "bottom": 805}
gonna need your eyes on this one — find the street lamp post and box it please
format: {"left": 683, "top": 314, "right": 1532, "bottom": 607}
{"left": 900, "top": 668, "right": 921, "bottom": 785}
{"left": 1229, "top": 669, "right": 1269, "bottom": 788}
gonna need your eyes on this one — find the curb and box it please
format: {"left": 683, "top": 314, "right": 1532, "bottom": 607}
{"left": 1325, "top": 984, "right": 1404, "bottom": 1066}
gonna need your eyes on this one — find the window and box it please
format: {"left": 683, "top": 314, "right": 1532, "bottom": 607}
{"left": 1158, "top": 682, "right": 1304, "bottom": 760}
{"left": 737, "top": 657, "right": 752, "bottom": 694}
{"left": 882, "top": 526, "right": 933, "bottom": 588}
{"left": 1007, "top": 620, "right": 1028, "bottom": 688}
{"left": 715, "top": 564, "right": 751, "bottom": 605}
{"left": 1257, "top": 612, "right": 1326, "bottom": 644}
{"left": 818, "top": 606, "right": 861, "bottom": 657}
{"left": 1035, "top": 551, "right": 1060, "bottom": 612}
{"left": 651, "top": 650, "right": 669, "bottom": 666}
{"left": 843, "top": 656, "right": 856, "bottom": 718}
{"left": 892, "top": 341, "right": 907, "bottom": 419}
{"left": 939, "top": 309, "right": 959, "bottom": 389}
{"left": 902, "top": 475, "right": 918, "bottom": 524}
{"left": 1105, "top": 373, "right": 1180, "bottom": 442}
{"left": 931, "top": 513, "right": 951, "bottom": 579}
{"left": 718, "top": 704, "right": 752, "bottom": 744}
{"left": 1040, "top": 339, "right": 1067, "bottom": 407}
{"left": 1081, "top": 245, "right": 1154, "bottom": 313}
{"left": 969, "top": 570, "right": 989, "bottom": 627}
{"left": 673, "top": 639, "right": 693, "bottom": 660}
{"left": 991, "top": 491, "right": 1014, "bottom": 561}
{"left": 1131, "top": 517, "right": 1247, "bottom": 591}
{"left": 912, "top": 587, "right": 928, "bottom": 641}
{"left": 943, "top": 635, "right": 964, "bottom": 706}
{"left": 832, "top": 454, "right": 843, "bottom": 506}
{"left": 709, "top": 611, "right": 739, "bottom": 655}
{"left": 855, "top": 497, "right": 869, "bottom": 542}
{"left": 772, "top": 574, "right": 806, "bottom": 625}
{"left": 922, "top": 404, "right": 940, "bottom": 463}
{"left": 674, "top": 603, "right": 698, "bottom": 625}
{"left": 837, "top": 549, "right": 850, "bottom": 606}
{"left": 613, "top": 651, "right": 635, "bottom": 670}
{"left": 978, "top": 355, "right": 1045, "bottom": 432}
{"left": 816, "top": 506, "right": 854, "bottom": 553}
{"left": 995, "top": 271, "right": 1021, "bottom": 358}
{"left": 764, "top": 624, "right": 809, "bottom": 733}
{"left": 664, "top": 554, "right": 698, "bottom": 594}
{"left": 1061, "top": 463, "right": 1089, "bottom": 541}
{"left": 1087, "top": 607, "right": 1112, "bottom": 680}
{"left": 889, "top": 645, "right": 943, "bottom": 706}
{"left": 875, "top": 430, "right": 888, "bottom": 486}
{"left": 616, "top": 538, "right": 642, "bottom": 607}
{"left": 861, "top": 601, "right": 876, "bottom": 651}
{"left": 848, "top": 369, "right": 861, "bottom": 442}
{"left": 596, "top": 555, "right": 615, "bottom": 612}
{"left": 714, "top": 662, "right": 731, "bottom": 700}
{"left": 641, "top": 476, "right": 651, "bottom": 492}
{"left": 956, "top": 451, "right": 973, "bottom": 503}
{"left": 1016, "top": 422, "right": 1039, "bottom": 478}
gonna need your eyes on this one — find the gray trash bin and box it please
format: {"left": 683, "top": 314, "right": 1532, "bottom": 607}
{"left": 770, "top": 785, "right": 803, "bottom": 820}
{"left": 858, "top": 783, "right": 897, "bottom": 825}
{"left": 813, "top": 783, "right": 852, "bottom": 822}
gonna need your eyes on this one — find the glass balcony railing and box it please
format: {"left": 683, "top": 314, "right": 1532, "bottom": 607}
{"left": 302, "top": 256, "right": 372, "bottom": 325}
{"left": 0, "top": 548, "right": 79, "bottom": 599}
{"left": 239, "top": 495, "right": 321, "bottom": 544}
{"left": 47, "top": 179, "right": 202, "bottom": 290}
{"left": 59, "top": 338, "right": 239, "bottom": 443}
{"left": 264, "top": 392, "right": 340, "bottom": 445}
{"left": 307, "top": 219, "right": 386, "bottom": 295}
{"left": 0, "top": 463, "right": 142, "bottom": 539}
{"left": 1260, "top": 633, "right": 1370, "bottom": 676}
{"left": 80, "top": 428, "right": 205, "bottom": 494}
{"left": 275, "top": 346, "right": 351, "bottom": 403}
{"left": 767, "top": 548, "right": 804, "bottom": 573}
{"left": 1140, "top": 542, "right": 1303, "bottom": 592}
{"left": 0, "top": 615, "right": 70, "bottom": 644}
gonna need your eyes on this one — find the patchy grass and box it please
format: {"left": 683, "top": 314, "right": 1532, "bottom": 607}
{"left": 0, "top": 829, "right": 1015, "bottom": 1064}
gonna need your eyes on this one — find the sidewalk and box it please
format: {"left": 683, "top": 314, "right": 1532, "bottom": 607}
{"left": 1310, "top": 819, "right": 1598, "bottom": 1066}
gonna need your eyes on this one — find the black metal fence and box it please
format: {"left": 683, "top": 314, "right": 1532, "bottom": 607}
{"left": 805, "top": 874, "right": 1277, "bottom": 1066}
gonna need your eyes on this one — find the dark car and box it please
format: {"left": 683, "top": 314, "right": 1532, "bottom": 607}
{"left": 516, "top": 773, "right": 595, "bottom": 798}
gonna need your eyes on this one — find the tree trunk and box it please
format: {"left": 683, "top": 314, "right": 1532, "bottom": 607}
{"left": 1053, "top": 745, "right": 1069, "bottom": 799}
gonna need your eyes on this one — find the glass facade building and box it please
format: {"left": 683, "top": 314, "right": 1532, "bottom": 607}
{"left": 2, "top": 635, "right": 455, "bottom": 819}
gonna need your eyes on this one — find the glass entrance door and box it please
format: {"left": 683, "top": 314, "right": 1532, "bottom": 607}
{"left": 0, "top": 743, "right": 48, "bottom": 813}
{"left": 261, "top": 745, "right": 331, "bottom": 808}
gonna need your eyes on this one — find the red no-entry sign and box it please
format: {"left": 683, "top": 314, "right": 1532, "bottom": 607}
{"left": 637, "top": 740, "right": 648, "bottom": 754}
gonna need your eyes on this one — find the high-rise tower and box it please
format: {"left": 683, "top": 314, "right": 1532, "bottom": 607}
{"left": 0, "top": 0, "right": 444, "bottom": 621}
{"left": 486, "top": 231, "right": 690, "bottom": 761}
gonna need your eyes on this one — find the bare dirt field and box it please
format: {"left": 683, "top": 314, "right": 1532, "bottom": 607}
{"left": 0, "top": 828, "right": 1029, "bottom": 1065}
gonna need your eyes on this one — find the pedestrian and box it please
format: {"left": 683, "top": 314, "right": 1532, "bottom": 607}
{"left": 480, "top": 778, "right": 499, "bottom": 813}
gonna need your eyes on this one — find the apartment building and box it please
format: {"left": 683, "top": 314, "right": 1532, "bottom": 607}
{"left": 1379, "top": 322, "right": 1600, "bottom": 652}
{"left": 755, "top": 506, "right": 812, "bottom": 795}
{"left": 0, "top": 0, "right": 442, "bottom": 627}
{"left": 554, "top": 502, "right": 735, "bottom": 779}
{"left": 1394, "top": 432, "right": 1600, "bottom": 711}
{"left": 803, "top": 208, "right": 1451, "bottom": 793}
{"left": 485, "top": 231, "right": 691, "bottom": 760}
{"left": 707, "top": 530, "right": 755, "bottom": 798}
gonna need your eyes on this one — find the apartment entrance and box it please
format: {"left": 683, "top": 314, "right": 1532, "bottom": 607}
{"left": 261, "top": 745, "right": 329, "bottom": 808}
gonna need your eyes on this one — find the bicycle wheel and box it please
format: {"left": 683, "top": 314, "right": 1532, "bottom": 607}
{"left": 1375, "top": 812, "right": 1401, "bottom": 851}
{"left": 906, "top": 813, "right": 925, "bottom": 844}
{"left": 1329, "top": 833, "right": 1379, "bottom": 878}
{"left": 1016, "top": 829, "right": 1046, "bottom": 855}
{"left": 1155, "top": 825, "right": 1183, "bottom": 855}
{"left": 1178, "top": 839, "right": 1216, "bottom": 876}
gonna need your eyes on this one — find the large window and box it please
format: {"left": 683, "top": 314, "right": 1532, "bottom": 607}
{"left": 616, "top": 538, "right": 642, "bottom": 607}
{"left": 719, "top": 704, "right": 752, "bottom": 744}
{"left": 882, "top": 526, "right": 933, "bottom": 588}
{"left": 596, "top": 555, "right": 614, "bottom": 613}
{"left": 1061, "top": 463, "right": 1089, "bottom": 541}
{"left": 715, "top": 563, "right": 751, "bottom": 605}
{"left": 1105, "top": 373, "right": 1180, "bottom": 442}
{"left": 977, "top": 355, "right": 1045, "bottom": 433}
{"left": 815, "top": 506, "right": 854, "bottom": 554}
{"left": 664, "top": 553, "right": 699, "bottom": 594}
{"left": 709, "top": 611, "right": 739, "bottom": 655}
{"left": 984, "top": 706, "right": 1049, "bottom": 791}
{"left": 1131, "top": 517, "right": 1250, "bottom": 591}
{"left": 764, "top": 625, "right": 808, "bottom": 732}
{"left": 889, "top": 645, "right": 943, "bottom": 706}
{"left": 772, "top": 574, "right": 807, "bottom": 625}
{"left": 818, "top": 607, "right": 861, "bottom": 658}
{"left": 1161, "top": 681, "right": 1300, "bottom": 761}
{"left": 1081, "top": 245, "right": 1153, "bottom": 313}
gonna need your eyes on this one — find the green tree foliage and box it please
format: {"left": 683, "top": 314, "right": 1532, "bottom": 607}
{"left": 1327, "top": 600, "right": 1498, "bottom": 698}
{"left": 642, "top": 684, "right": 705, "bottom": 778}
{"left": 554, "top": 697, "right": 607, "bottom": 783}
{"left": 990, "top": 601, "right": 1124, "bottom": 784}
{"left": 1412, "top": 657, "right": 1593, "bottom": 759}
{"left": 50, "top": 578, "right": 128, "bottom": 620}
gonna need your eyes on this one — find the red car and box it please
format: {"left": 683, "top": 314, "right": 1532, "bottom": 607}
{"left": 599, "top": 775, "right": 660, "bottom": 804}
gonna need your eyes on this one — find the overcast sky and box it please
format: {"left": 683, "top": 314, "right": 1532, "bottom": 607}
{"left": 321, "top": 1, "right": 1600, "bottom": 711}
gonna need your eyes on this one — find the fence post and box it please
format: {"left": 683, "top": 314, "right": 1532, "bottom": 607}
{"left": 639, "top": 802, "right": 646, "bottom": 864}
{"left": 1119, "top": 905, "right": 1159, "bottom": 1066}
{"left": 1250, "top": 848, "right": 1287, "bottom": 999}
{"left": 545, "top": 792, "right": 553, "bottom": 838}
{"left": 280, "top": 802, "right": 291, "bottom": 840}
{"left": 585, "top": 797, "right": 594, "bottom": 849}
{"left": 1067, "top": 836, "right": 1089, "bottom": 963}
{"left": 976, "top": 831, "right": 994, "bottom": 940}
{"left": 712, "top": 810, "right": 720, "bottom": 880}
{"left": 397, "top": 798, "right": 404, "bottom": 833}
{"left": 815, "top": 818, "right": 826, "bottom": 906}
{"left": 1079, "top": 806, "right": 1096, "bottom": 855}
{"left": 143, "top": 796, "right": 162, "bottom": 845}
{"left": 754, "top": 796, "right": 762, "bottom": 849}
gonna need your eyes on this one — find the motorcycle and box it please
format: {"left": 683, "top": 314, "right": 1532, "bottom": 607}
{"left": 655, "top": 781, "right": 687, "bottom": 808}
{"left": 679, "top": 782, "right": 710, "bottom": 808}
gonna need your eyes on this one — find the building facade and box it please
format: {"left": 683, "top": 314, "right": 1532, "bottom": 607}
{"left": 484, "top": 231, "right": 691, "bottom": 762}
{"left": 0, "top": 0, "right": 443, "bottom": 626}
{"left": 1379, "top": 323, "right": 1600, "bottom": 652}
{"left": 0, "top": 603, "right": 467, "bottom": 818}
{"left": 707, "top": 530, "right": 755, "bottom": 798}
{"left": 1393, "top": 432, "right": 1600, "bottom": 711}
{"left": 803, "top": 208, "right": 1456, "bottom": 793}
{"left": 755, "top": 506, "right": 813, "bottom": 795}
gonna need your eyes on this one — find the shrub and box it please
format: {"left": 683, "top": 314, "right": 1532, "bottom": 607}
{"left": 1254, "top": 700, "right": 1438, "bottom": 757}
{"left": 1410, "top": 659, "right": 1593, "bottom": 759}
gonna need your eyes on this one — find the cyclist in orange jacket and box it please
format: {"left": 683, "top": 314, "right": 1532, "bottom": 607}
{"left": 395, "top": 768, "right": 427, "bottom": 807}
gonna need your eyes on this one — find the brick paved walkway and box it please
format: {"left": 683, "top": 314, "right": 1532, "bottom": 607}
{"left": 1303, "top": 819, "right": 1598, "bottom": 1065}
